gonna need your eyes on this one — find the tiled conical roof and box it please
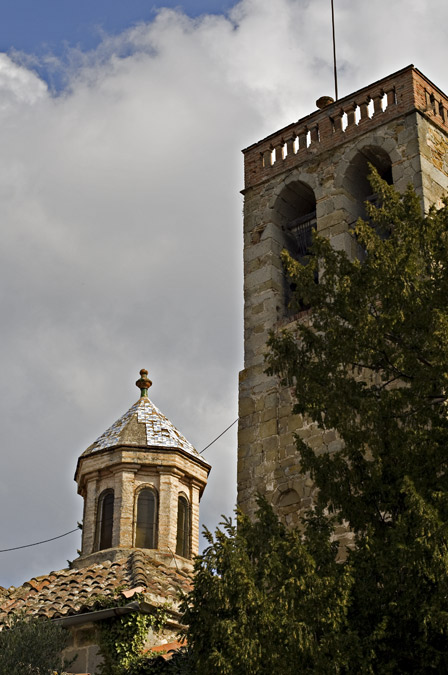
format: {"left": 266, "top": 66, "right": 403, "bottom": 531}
{"left": 82, "top": 395, "right": 198, "bottom": 457}
{"left": 80, "top": 370, "right": 199, "bottom": 459}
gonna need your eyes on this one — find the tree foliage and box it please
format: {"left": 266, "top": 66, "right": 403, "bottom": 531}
{"left": 0, "top": 612, "right": 71, "bottom": 675}
{"left": 181, "top": 500, "right": 352, "bottom": 674}
{"left": 121, "top": 647, "right": 192, "bottom": 674}
{"left": 265, "top": 171, "right": 448, "bottom": 672}
{"left": 178, "top": 173, "right": 448, "bottom": 674}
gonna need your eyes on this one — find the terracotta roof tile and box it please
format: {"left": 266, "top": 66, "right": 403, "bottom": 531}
{"left": 151, "top": 639, "right": 185, "bottom": 660}
{"left": 0, "top": 551, "right": 191, "bottom": 625}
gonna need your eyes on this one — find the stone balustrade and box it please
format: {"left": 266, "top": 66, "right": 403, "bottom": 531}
{"left": 243, "top": 65, "right": 448, "bottom": 190}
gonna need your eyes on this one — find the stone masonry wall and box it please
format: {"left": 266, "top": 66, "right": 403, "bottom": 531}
{"left": 238, "top": 65, "right": 448, "bottom": 524}
{"left": 78, "top": 447, "right": 207, "bottom": 563}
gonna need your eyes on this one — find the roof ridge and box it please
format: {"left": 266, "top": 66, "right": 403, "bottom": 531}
{"left": 129, "top": 550, "right": 149, "bottom": 589}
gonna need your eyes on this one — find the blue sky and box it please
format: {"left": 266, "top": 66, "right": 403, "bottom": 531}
{"left": 0, "top": 1, "right": 235, "bottom": 57}
{"left": 1, "top": 0, "right": 448, "bottom": 589}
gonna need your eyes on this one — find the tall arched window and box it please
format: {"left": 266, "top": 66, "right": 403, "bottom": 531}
{"left": 176, "top": 494, "right": 190, "bottom": 558}
{"left": 274, "top": 180, "right": 317, "bottom": 315}
{"left": 344, "top": 146, "right": 394, "bottom": 258}
{"left": 345, "top": 146, "right": 393, "bottom": 222}
{"left": 135, "top": 487, "right": 158, "bottom": 549}
{"left": 96, "top": 489, "right": 114, "bottom": 551}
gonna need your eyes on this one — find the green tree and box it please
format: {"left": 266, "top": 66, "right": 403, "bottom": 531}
{"left": 181, "top": 499, "right": 352, "bottom": 674}
{"left": 122, "top": 647, "right": 192, "bottom": 674}
{"left": 266, "top": 171, "right": 448, "bottom": 672}
{"left": 0, "top": 612, "right": 71, "bottom": 675}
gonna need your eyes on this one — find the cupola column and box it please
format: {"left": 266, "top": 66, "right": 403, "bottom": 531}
{"left": 158, "top": 471, "right": 181, "bottom": 554}
{"left": 81, "top": 474, "right": 99, "bottom": 556}
{"left": 112, "top": 466, "right": 138, "bottom": 548}
{"left": 190, "top": 483, "right": 201, "bottom": 557}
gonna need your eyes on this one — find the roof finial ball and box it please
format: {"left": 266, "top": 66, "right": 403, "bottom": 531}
{"left": 136, "top": 368, "right": 152, "bottom": 398}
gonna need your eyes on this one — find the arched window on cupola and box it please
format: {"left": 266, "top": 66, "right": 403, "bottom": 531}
{"left": 176, "top": 494, "right": 191, "bottom": 558}
{"left": 135, "top": 487, "right": 158, "bottom": 549}
{"left": 96, "top": 489, "right": 114, "bottom": 551}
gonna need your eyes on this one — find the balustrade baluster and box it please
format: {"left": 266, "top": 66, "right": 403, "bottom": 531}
{"left": 372, "top": 93, "right": 383, "bottom": 116}
{"left": 298, "top": 130, "right": 307, "bottom": 151}
{"left": 332, "top": 112, "right": 343, "bottom": 133}
{"left": 310, "top": 125, "right": 319, "bottom": 144}
{"left": 286, "top": 136, "right": 295, "bottom": 157}
{"left": 359, "top": 99, "right": 370, "bottom": 123}
{"left": 274, "top": 142, "right": 284, "bottom": 163}
{"left": 345, "top": 105, "right": 356, "bottom": 127}
{"left": 386, "top": 88, "right": 396, "bottom": 108}
{"left": 262, "top": 149, "right": 272, "bottom": 169}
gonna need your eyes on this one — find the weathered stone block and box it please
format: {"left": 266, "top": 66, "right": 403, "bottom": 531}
{"left": 239, "top": 65, "right": 448, "bottom": 527}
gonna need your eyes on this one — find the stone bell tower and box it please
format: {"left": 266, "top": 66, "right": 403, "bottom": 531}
{"left": 238, "top": 65, "right": 448, "bottom": 524}
{"left": 75, "top": 369, "right": 210, "bottom": 569}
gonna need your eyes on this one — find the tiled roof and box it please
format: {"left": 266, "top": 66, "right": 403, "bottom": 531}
{"left": 0, "top": 550, "right": 191, "bottom": 624}
{"left": 82, "top": 396, "right": 198, "bottom": 458}
{"left": 150, "top": 639, "right": 185, "bottom": 660}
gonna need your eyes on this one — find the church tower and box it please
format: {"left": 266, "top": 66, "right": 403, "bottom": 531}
{"left": 238, "top": 65, "right": 448, "bottom": 524}
{"left": 75, "top": 369, "right": 210, "bottom": 568}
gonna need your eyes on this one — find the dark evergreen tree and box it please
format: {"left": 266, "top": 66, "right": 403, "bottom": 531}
{"left": 181, "top": 500, "right": 351, "bottom": 674}
{"left": 266, "top": 171, "right": 448, "bottom": 672}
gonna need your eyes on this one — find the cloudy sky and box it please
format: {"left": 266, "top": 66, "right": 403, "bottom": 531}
{"left": 1, "top": 0, "right": 448, "bottom": 589}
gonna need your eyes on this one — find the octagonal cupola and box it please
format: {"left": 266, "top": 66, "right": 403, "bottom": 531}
{"left": 75, "top": 370, "right": 210, "bottom": 566}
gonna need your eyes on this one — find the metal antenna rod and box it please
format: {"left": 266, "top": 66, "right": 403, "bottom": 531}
{"left": 331, "top": 0, "right": 338, "bottom": 100}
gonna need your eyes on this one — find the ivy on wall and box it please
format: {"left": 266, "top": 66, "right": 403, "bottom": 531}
{"left": 86, "top": 589, "right": 168, "bottom": 675}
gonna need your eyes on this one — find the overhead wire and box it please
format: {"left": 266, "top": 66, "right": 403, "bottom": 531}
{"left": 0, "top": 528, "right": 80, "bottom": 553}
{"left": 199, "top": 418, "right": 238, "bottom": 454}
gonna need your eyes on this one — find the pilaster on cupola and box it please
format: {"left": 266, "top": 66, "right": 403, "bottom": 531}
{"left": 74, "top": 369, "right": 210, "bottom": 569}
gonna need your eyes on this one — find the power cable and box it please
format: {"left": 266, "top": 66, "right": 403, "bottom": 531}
{"left": 0, "top": 528, "right": 79, "bottom": 553}
{"left": 199, "top": 418, "right": 238, "bottom": 454}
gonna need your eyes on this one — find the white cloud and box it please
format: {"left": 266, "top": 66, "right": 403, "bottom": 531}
{"left": 1, "top": 0, "right": 448, "bottom": 587}
{"left": 0, "top": 53, "right": 47, "bottom": 110}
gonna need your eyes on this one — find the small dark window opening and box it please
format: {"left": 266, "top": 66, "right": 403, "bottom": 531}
{"left": 347, "top": 147, "right": 393, "bottom": 220}
{"left": 274, "top": 181, "right": 317, "bottom": 316}
{"left": 135, "top": 488, "right": 158, "bottom": 549}
{"left": 363, "top": 163, "right": 394, "bottom": 247}
{"left": 345, "top": 147, "right": 394, "bottom": 256}
{"left": 365, "top": 163, "right": 393, "bottom": 211}
{"left": 287, "top": 211, "right": 317, "bottom": 260}
{"left": 97, "top": 490, "right": 114, "bottom": 551}
{"left": 176, "top": 495, "right": 190, "bottom": 558}
{"left": 285, "top": 211, "right": 317, "bottom": 312}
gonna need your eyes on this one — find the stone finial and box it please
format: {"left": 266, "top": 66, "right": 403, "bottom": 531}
{"left": 316, "top": 95, "right": 335, "bottom": 109}
{"left": 136, "top": 369, "right": 152, "bottom": 397}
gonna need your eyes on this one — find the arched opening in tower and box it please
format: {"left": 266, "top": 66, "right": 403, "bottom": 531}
{"left": 345, "top": 145, "right": 393, "bottom": 221}
{"left": 274, "top": 180, "right": 317, "bottom": 316}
